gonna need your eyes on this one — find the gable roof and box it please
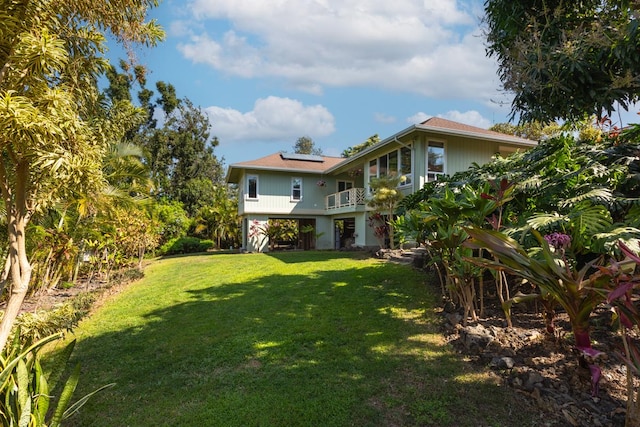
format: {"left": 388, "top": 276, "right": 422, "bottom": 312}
{"left": 324, "top": 117, "right": 536, "bottom": 174}
{"left": 226, "top": 118, "right": 538, "bottom": 182}
{"left": 417, "top": 117, "right": 535, "bottom": 145}
{"left": 226, "top": 152, "right": 345, "bottom": 183}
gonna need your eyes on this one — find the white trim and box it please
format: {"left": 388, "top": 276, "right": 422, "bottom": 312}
{"left": 246, "top": 174, "right": 259, "bottom": 200}
{"left": 291, "top": 176, "right": 303, "bottom": 202}
{"left": 427, "top": 140, "right": 446, "bottom": 180}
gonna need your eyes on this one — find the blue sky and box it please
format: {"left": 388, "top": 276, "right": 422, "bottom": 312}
{"left": 107, "top": 0, "right": 635, "bottom": 166}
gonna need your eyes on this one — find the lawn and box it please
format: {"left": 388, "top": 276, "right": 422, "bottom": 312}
{"left": 63, "top": 251, "right": 538, "bottom": 426}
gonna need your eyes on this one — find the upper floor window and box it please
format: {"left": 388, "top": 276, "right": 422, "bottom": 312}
{"left": 291, "top": 177, "right": 302, "bottom": 201}
{"left": 427, "top": 141, "right": 445, "bottom": 182}
{"left": 247, "top": 175, "right": 258, "bottom": 199}
{"left": 368, "top": 145, "right": 412, "bottom": 188}
{"left": 400, "top": 146, "right": 412, "bottom": 186}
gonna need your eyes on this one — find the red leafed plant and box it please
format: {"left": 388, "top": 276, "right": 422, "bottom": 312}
{"left": 598, "top": 242, "right": 640, "bottom": 427}
{"left": 464, "top": 227, "right": 610, "bottom": 397}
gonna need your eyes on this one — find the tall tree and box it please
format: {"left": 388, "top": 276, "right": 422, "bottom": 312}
{"left": 104, "top": 73, "right": 225, "bottom": 216}
{"left": 148, "top": 94, "right": 224, "bottom": 215}
{"left": 293, "top": 136, "right": 322, "bottom": 155}
{"left": 484, "top": 0, "right": 640, "bottom": 122}
{"left": 0, "top": 0, "right": 162, "bottom": 349}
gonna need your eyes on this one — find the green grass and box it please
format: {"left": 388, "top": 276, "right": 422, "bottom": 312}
{"left": 63, "top": 251, "right": 538, "bottom": 426}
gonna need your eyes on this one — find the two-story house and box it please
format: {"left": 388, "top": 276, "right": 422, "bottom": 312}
{"left": 226, "top": 117, "right": 536, "bottom": 252}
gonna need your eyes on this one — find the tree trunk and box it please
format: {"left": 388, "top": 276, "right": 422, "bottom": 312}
{"left": 0, "top": 159, "right": 33, "bottom": 349}
{"left": 0, "top": 209, "right": 32, "bottom": 349}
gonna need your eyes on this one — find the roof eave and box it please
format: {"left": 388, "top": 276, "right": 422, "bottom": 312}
{"left": 415, "top": 124, "right": 538, "bottom": 146}
{"left": 324, "top": 124, "right": 536, "bottom": 174}
{"left": 225, "top": 164, "right": 333, "bottom": 183}
{"left": 325, "top": 125, "right": 419, "bottom": 174}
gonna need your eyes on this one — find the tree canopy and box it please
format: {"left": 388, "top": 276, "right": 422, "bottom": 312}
{"left": 341, "top": 134, "right": 380, "bottom": 158}
{"left": 104, "top": 67, "right": 225, "bottom": 216}
{"left": 484, "top": 0, "right": 640, "bottom": 122}
{"left": 293, "top": 136, "right": 322, "bottom": 155}
{"left": 489, "top": 121, "right": 561, "bottom": 141}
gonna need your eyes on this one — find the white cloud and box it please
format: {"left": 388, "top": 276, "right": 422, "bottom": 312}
{"left": 407, "top": 110, "right": 491, "bottom": 128}
{"left": 177, "top": 0, "right": 499, "bottom": 101}
{"left": 204, "top": 96, "right": 335, "bottom": 144}
{"left": 374, "top": 112, "right": 396, "bottom": 124}
{"left": 439, "top": 110, "right": 492, "bottom": 128}
{"left": 407, "top": 112, "right": 431, "bottom": 124}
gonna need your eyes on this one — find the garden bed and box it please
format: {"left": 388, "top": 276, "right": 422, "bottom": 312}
{"left": 441, "top": 295, "right": 630, "bottom": 426}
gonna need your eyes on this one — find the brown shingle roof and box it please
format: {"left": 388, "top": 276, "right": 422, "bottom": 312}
{"left": 420, "top": 117, "right": 534, "bottom": 144}
{"left": 232, "top": 152, "right": 344, "bottom": 171}
{"left": 226, "top": 152, "right": 345, "bottom": 182}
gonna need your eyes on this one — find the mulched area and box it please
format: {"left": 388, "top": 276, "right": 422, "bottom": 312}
{"left": 442, "top": 304, "right": 630, "bottom": 427}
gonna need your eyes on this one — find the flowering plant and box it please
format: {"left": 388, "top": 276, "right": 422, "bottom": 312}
{"left": 544, "top": 232, "right": 572, "bottom": 250}
{"left": 316, "top": 180, "right": 326, "bottom": 187}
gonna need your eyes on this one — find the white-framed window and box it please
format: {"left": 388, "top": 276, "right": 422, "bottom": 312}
{"left": 291, "top": 177, "right": 302, "bottom": 201}
{"left": 399, "top": 146, "right": 412, "bottom": 186}
{"left": 367, "top": 144, "right": 413, "bottom": 189}
{"left": 427, "top": 141, "right": 445, "bottom": 182}
{"left": 246, "top": 174, "right": 259, "bottom": 200}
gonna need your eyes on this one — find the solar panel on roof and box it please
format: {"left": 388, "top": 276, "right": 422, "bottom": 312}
{"left": 280, "top": 153, "right": 325, "bottom": 162}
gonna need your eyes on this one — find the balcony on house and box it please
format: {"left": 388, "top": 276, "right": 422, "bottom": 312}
{"left": 326, "top": 188, "right": 367, "bottom": 210}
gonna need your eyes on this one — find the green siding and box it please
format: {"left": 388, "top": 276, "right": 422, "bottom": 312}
{"left": 445, "top": 136, "right": 499, "bottom": 175}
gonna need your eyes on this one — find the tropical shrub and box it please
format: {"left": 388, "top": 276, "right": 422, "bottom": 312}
{"left": 248, "top": 219, "right": 299, "bottom": 251}
{"left": 192, "top": 185, "right": 240, "bottom": 249}
{"left": 368, "top": 175, "right": 403, "bottom": 248}
{"left": 391, "top": 123, "right": 640, "bottom": 404}
{"left": 0, "top": 330, "right": 114, "bottom": 426}
{"left": 8, "top": 293, "right": 96, "bottom": 345}
{"left": 152, "top": 199, "right": 191, "bottom": 245}
{"left": 158, "top": 237, "right": 214, "bottom": 255}
{"left": 28, "top": 225, "right": 78, "bottom": 294}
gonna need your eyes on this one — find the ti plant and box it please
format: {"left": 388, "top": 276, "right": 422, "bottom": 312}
{"left": 480, "top": 178, "right": 516, "bottom": 326}
{"left": 399, "top": 183, "right": 499, "bottom": 324}
{"left": 464, "top": 227, "right": 610, "bottom": 396}
{"left": 598, "top": 242, "right": 640, "bottom": 426}
{"left": 0, "top": 330, "right": 114, "bottom": 426}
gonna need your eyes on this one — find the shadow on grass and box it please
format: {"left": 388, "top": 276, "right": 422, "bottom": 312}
{"left": 66, "top": 254, "right": 538, "bottom": 427}
{"left": 263, "top": 250, "right": 372, "bottom": 264}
